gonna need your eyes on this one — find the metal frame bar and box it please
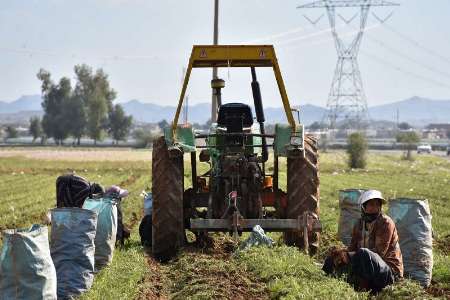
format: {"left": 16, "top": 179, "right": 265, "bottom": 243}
{"left": 172, "top": 45, "right": 297, "bottom": 140}
{"left": 195, "top": 133, "right": 275, "bottom": 139}
{"left": 195, "top": 144, "right": 274, "bottom": 149}
{"left": 190, "top": 216, "right": 322, "bottom": 232}
{"left": 191, "top": 218, "right": 299, "bottom": 231}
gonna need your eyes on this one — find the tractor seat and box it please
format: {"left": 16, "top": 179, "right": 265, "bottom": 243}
{"left": 217, "top": 103, "right": 253, "bottom": 133}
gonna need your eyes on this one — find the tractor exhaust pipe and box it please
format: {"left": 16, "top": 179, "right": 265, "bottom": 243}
{"left": 251, "top": 67, "right": 268, "bottom": 163}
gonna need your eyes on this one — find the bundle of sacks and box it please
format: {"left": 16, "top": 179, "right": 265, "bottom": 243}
{"left": 0, "top": 174, "right": 129, "bottom": 300}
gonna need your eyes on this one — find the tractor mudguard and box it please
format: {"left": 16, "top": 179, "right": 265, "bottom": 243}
{"left": 163, "top": 125, "right": 196, "bottom": 153}
{"left": 273, "top": 123, "right": 305, "bottom": 157}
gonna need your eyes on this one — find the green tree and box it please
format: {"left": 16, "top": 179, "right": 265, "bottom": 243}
{"left": 203, "top": 118, "right": 212, "bottom": 130}
{"left": 37, "top": 69, "right": 55, "bottom": 142}
{"left": 319, "top": 134, "right": 329, "bottom": 152}
{"left": 37, "top": 65, "right": 117, "bottom": 146}
{"left": 52, "top": 77, "right": 73, "bottom": 145}
{"left": 74, "top": 64, "right": 116, "bottom": 144}
{"left": 108, "top": 104, "right": 133, "bottom": 144}
{"left": 347, "top": 132, "right": 368, "bottom": 169}
{"left": 37, "top": 69, "right": 72, "bottom": 145}
{"left": 66, "top": 95, "right": 86, "bottom": 145}
{"left": 29, "top": 117, "right": 43, "bottom": 143}
{"left": 308, "top": 121, "right": 325, "bottom": 131}
{"left": 397, "top": 131, "right": 420, "bottom": 160}
{"left": 398, "top": 122, "right": 412, "bottom": 130}
{"left": 92, "top": 69, "right": 116, "bottom": 111}
{"left": 86, "top": 88, "right": 108, "bottom": 145}
{"left": 5, "top": 126, "right": 18, "bottom": 141}
{"left": 74, "top": 65, "right": 116, "bottom": 110}
{"left": 157, "top": 119, "right": 169, "bottom": 131}
{"left": 133, "top": 128, "right": 154, "bottom": 148}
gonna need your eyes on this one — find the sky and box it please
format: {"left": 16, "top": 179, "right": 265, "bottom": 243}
{"left": 1, "top": 0, "right": 450, "bottom": 108}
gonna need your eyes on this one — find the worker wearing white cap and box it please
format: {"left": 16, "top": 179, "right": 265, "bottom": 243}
{"left": 323, "top": 189, "right": 403, "bottom": 294}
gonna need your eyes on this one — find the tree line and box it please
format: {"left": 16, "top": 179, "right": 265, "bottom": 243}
{"left": 30, "top": 64, "right": 132, "bottom": 145}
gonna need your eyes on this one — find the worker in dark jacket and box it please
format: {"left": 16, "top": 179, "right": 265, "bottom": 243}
{"left": 323, "top": 190, "right": 403, "bottom": 293}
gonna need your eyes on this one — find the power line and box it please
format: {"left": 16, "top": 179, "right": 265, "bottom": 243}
{"left": 361, "top": 28, "right": 450, "bottom": 80}
{"left": 244, "top": 15, "right": 450, "bottom": 93}
{"left": 244, "top": 25, "right": 306, "bottom": 44}
{"left": 0, "top": 47, "right": 161, "bottom": 61}
{"left": 360, "top": 49, "right": 450, "bottom": 90}
{"left": 0, "top": 47, "right": 58, "bottom": 57}
{"left": 278, "top": 24, "right": 450, "bottom": 91}
{"left": 381, "top": 23, "right": 450, "bottom": 66}
{"left": 278, "top": 26, "right": 450, "bottom": 91}
{"left": 280, "top": 23, "right": 381, "bottom": 50}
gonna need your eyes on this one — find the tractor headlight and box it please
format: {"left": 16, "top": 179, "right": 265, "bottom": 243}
{"left": 290, "top": 136, "right": 303, "bottom": 146}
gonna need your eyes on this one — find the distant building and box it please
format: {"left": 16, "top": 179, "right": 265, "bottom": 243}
{"left": 423, "top": 124, "right": 450, "bottom": 139}
{"left": 344, "top": 128, "right": 377, "bottom": 137}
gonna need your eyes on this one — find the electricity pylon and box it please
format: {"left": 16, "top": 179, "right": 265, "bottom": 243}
{"left": 298, "top": 0, "right": 399, "bottom": 129}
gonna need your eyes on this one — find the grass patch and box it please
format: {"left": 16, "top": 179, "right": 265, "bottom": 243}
{"left": 0, "top": 149, "right": 449, "bottom": 299}
{"left": 374, "top": 279, "right": 432, "bottom": 300}
{"left": 79, "top": 233, "right": 147, "bottom": 300}
{"left": 236, "top": 246, "right": 367, "bottom": 299}
{"left": 433, "top": 252, "right": 450, "bottom": 290}
{"left": 0, "top": 153, "right": 151, "bottom": 299}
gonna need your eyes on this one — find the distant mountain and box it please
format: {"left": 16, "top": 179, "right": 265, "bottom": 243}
{"left": 368, "top": 96, "right": 450, "bottom": 125}
{"left": 0, "top": 110, "right": 43, "bottom": 124}
{"left": 1, "top": 95, "right": 449, "bottom": 126}
{"left": 122, "top": 100, "right": 211, "bottom": 124}
{"left": 0, "top": 95, "right": 42, "bottom": 114}
{"left": 264, "top": 104, "right": 326, "bottom": 125}
{"left": 121, "top": 101, "right": 326, "bottom": 125}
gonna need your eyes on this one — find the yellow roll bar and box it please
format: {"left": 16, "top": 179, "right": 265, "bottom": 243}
{"left": 172, "top": 45, "right": 297, "bottom": 139}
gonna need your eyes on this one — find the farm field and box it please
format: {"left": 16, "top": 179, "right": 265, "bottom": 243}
{"left": 0, "top": 147, "right": 449, "bottom": 299}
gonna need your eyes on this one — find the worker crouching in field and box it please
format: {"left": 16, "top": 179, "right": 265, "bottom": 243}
{"left": 323, "top": 190, "right": 404, "bottom": 293}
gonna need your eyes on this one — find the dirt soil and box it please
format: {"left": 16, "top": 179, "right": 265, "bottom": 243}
{"left": 0, "top": 148, "right": 151, "bottom": 161}
{"left": 138, "top": 234, "right": 270, "bottom": 300}
{"left": 426, "top": 282, "right": 450, "bottom": 299}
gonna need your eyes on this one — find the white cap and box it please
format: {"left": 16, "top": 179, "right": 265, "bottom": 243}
{"left": 359, "top": 190, "right": 386, "bottom": 207}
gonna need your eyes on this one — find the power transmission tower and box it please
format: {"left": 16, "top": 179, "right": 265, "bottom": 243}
{"left": 298, "top": 0, "right": 399, "bottom": 130}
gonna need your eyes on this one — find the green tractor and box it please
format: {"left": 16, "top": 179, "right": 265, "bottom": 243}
{"left": 151, "top": 45, "right": 320, "bottom": 262}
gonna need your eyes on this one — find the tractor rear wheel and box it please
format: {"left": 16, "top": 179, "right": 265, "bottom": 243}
{"left": 284, "top": 134, "right": 320, "bottom": 254}
{"left": 152, "top": 136, "right": 185, "bottom": 262}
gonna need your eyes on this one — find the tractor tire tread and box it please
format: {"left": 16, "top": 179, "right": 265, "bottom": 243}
{"left": 152, "top": 136, "right": 185, "bottom": 262}
{"left": 284, "top": 134, "right": 320, "bottom": 252}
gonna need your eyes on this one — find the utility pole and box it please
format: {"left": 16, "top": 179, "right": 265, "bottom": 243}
{"left": 396, "top": 108, "right": 399, "bottom": 133}
{"left": 211, "top": 0, "right": 219, "bottom": 123}
{"left": 181, "top": 67, "right": 189, "bottom": 126}
{"left": 184, "top": 95, "right": 189, "bottom": 125}
{"left": 298, "top": 0, "right": 399, "bottom": 130}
